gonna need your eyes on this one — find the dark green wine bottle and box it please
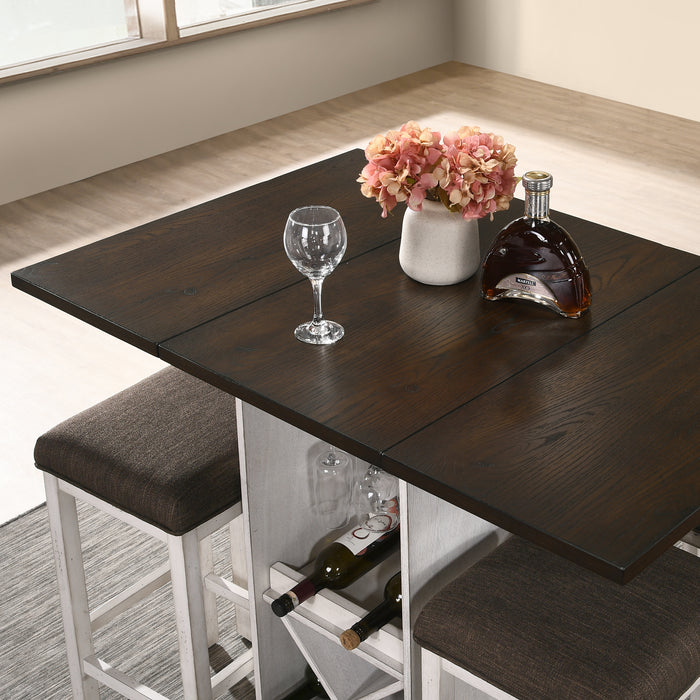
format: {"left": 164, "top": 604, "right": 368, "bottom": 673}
{"left": 280, "top": 665, "right": 329, "bottom": 700}
{"left": 339, "top": 571, "right": 401, "bottom": 650}
{"left": 271, "top": 517, "right": 400, "bottom": 617}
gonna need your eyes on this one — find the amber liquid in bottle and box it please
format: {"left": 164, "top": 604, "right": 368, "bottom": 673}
{"left": 481, "top": 171, "right": 591, "bottom": 318}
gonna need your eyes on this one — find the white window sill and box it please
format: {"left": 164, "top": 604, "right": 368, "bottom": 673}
{"left": 0, "top": 0, "right": 372, "bottom": 86}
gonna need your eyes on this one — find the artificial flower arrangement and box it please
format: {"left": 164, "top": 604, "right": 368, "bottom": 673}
{"left": 358, "top": 121, "right": 519, "bottom": 220}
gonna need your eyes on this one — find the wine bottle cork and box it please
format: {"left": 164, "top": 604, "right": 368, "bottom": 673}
{"left": 339, "top": 629, "right": 362, "bottom": 650}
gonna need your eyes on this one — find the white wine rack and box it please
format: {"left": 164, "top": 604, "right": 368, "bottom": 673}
{"left": 264, "top": 562, "right": 403, "bottom": 699}
{"left": 235, "top": 400, "right": 508, "bottom": 699}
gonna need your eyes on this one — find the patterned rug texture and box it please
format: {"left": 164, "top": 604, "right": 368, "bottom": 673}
{"left": 0, "top": 502, "right": 255, "bottom": 699}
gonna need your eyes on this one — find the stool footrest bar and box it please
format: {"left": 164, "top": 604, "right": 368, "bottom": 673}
{"left": 210, "top": 648, "right": 254, "bottom": 697}
{"left": 83, "top": 655, "right": 170, "bottom": 700}
{"left": 205, "top": 573, "right": 249, "bottom": 609}
{"left": 90, "top": 563, "right": 172, "bottom": 632}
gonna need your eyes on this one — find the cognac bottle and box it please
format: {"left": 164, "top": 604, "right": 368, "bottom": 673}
{"left": 339, "top": 571, "right": 401, "bottom": 650}
{"left": 481, "top": 171, "right": 591, "bottom": 318}
{"left": 270, "top": 518, "right": 400, "bottom": 617}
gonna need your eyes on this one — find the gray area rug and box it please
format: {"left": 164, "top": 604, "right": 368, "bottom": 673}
{"left": 0, "top": 502, "right": 255, "bottom": 699}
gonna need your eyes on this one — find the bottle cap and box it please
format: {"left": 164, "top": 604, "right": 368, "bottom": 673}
{"left": 522, "top": 171, "right": 553, "bottom": 192}
{"left": 271, "top": 594, "right": 294, "bottom": 617}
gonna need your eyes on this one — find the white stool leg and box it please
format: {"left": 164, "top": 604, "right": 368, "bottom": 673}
{"left": 168, "top": 530, "right": 214, "bottom": 700}
{"left": 229, "top": 515, "right": 251, "bottom": 639}
{"left": 199, "top": 535, "right": 219, "bottom": 647}
{"left": 44, "top": 474, "right": 100, "bottom": 700}
{"left": 422, "top": 647, "right": 443, "bottom": 700}
{"left": 425, "top": 651, "right": 522, "bottom": 700}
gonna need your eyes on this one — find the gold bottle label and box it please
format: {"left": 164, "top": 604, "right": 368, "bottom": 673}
{"left": 496, "top": 273, "right": 556, "bottom": 301}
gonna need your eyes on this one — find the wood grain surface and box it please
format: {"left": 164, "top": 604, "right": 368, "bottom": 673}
{"left": 384, "top": 270, "right": 700, "bottom": 582}
{"left": 156, "top": 164, "right": 696, "bottom": 466}
{"left": 11, "top": 151, "right": 395, "bottom": 353}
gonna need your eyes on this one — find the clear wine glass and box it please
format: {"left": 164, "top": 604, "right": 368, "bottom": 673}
{"left": 284, "top": 205, "right": 347, "bottom": 345}
{"left": 357, "top": 465, "right": 400, "bottom": 532}
{"left": 313, "top": 444, "right": 353, "bottom": 530}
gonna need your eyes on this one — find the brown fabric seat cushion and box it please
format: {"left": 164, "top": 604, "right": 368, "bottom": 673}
{"left": 414, "top": 536, "right": 700, "bottom": 700}
{"left": 35, "top": 367, "right": 241, "bottom": 535}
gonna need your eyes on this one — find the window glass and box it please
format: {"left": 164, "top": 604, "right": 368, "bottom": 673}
{"left": 0, "top": 0, "right": 130, "bottom": 68}
{"left": 175, "top": 0, "right": 296, "bottom": 28}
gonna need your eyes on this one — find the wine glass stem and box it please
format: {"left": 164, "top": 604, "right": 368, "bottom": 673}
{"left": 310, "top": 278, "right": 325, "bottom": 327}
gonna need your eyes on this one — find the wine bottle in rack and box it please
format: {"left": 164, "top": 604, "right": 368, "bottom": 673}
{"left": 270, "top": 510, "right": 400, "bottom": 618}
{"left": 339, "top": 571, "right": 401, "bottom": 650}
{"left": 280, "top": 665, "right": 329, "bottom": 699}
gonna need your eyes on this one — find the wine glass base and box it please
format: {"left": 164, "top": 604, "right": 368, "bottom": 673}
{"left": 294, "top": 320, "right": 344, "bottom": 345}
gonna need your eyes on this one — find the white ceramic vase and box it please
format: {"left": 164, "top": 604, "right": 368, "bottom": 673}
{"left": 398, "top": 200, "right": 480, "bottom": 285}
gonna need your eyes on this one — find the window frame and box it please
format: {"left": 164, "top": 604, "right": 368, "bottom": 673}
{"left": 0, "top": 0, "right": 372, "bottom": 85}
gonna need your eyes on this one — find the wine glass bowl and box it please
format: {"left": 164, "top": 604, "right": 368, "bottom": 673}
{"left": 357, "top": 465, "right": 399, "bottom": 531}
{"left": 313, "top": 444, "right": 353, "bottom": 530}
{"left": 284, "top": 205, "right": 347, "bottom": 345}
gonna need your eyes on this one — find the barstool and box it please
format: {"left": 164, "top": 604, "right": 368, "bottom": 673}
{"left": 35, "top": 367, "right": 252, "bottom": 700}
{"left": 415, "top": 536, "right": 700, "bottom": 700}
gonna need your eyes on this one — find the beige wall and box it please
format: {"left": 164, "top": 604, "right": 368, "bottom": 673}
{"left": 0, "top": 0, "right": 452, "bottom": 206}
{"left": 453, "top": 0, "right": 699, "bottom": 123}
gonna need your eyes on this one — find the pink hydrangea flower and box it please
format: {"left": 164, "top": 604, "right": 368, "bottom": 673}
{"left": 359, "top": 123, "right": 518, "bottom": 220}
{"left": 441, "top": 126, "right": 519, "bottom": 220}
{"left": 358, "top": 121, "right": 450, "bottom": 217}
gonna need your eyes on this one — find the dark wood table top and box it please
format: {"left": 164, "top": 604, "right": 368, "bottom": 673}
{"left": 11, "top": 151, "right": 399, "bottom": 354}
{"left": 12, "top": 150, "right": 699, "bottom": 582}
{"left": 383, "top": 269, "right": 700, "bottom": 582}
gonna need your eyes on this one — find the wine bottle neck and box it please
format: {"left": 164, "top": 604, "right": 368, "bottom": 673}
{"left": 351, "top": 596, "right": 401, "bottom": 643}
{"left": 525, "top": 190, "right": 550, "bottom": 221}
